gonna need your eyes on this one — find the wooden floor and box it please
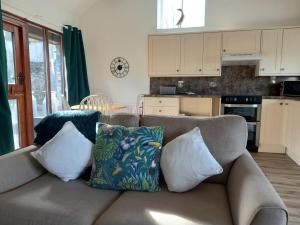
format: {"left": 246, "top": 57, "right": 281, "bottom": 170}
{"left": 252, "top": 153, "right": 300, "bottom": 225}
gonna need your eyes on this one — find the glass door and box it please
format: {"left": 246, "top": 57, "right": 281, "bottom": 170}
{"left": 4, "top": 22, "right": 27, "bottom": 149}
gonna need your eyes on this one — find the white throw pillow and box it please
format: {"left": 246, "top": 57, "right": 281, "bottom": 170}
{"left": 161, "top": 127, "right": 223, "bottom": 192}
{"left": 31, "top": 121, "right": 93, "bottom": 182}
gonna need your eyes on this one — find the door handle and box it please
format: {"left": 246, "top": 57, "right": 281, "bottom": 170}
{"left": 17, "top": 72, "right": 25, "bottom": 85}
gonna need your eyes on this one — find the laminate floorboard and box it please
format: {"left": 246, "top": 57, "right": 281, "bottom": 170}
{"left": 252, "top": 153, "right": 300, "bottom": 225}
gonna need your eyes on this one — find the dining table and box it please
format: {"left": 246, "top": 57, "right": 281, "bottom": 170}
{"left": 70, "top": 104, "right": 127, "bottom": 112}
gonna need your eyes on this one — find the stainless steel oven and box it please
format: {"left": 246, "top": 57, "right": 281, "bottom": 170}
{"left": 221, "top": 96, "right": 262, "bottom": 152}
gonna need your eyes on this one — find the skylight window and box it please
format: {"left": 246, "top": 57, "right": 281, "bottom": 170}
{"left": 157, "top": 0, "right": 206, "bottom": 29}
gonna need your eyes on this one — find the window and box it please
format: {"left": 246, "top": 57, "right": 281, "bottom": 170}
{"left": 48, "top": 32, "right": 64, "bottom": 113}
{"left": 28, "top": 24, "right": 65, "bottom": 126}
{"left": 157, "top": 0, "right": 206, "bottom": 29}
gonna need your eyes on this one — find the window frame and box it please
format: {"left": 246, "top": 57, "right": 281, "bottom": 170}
{"left": 3, "top": 10, "right": 66, "bottom": 145}
{"left": 28, "top": 23, "right": 66, "bottom": 115}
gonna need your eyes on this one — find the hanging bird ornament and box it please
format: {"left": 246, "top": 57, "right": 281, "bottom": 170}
{"left": 176, "top": 8, "right": 185, "bottom": 27}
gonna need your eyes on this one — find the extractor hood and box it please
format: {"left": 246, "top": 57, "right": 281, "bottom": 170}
{"left": 222, "top": 53, "right": 262, "bottom": 65}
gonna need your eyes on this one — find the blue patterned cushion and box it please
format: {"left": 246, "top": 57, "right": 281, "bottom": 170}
{"left": 89, "top": 123, "right": 164, "bottom": 192}
{"left": 34, "top": 110, "right": 100, "bottom": 145}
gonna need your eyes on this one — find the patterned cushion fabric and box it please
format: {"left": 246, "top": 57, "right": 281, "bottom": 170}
{"left": 34, "top": 110, "right": 100, "bottom": 145}
{"left": 89, "top": 123, "right": 164, "bottom": 192}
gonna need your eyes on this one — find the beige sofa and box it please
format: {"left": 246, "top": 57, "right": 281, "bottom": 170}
{"left": 0, "top": 115, "right": 288, "bottom": 225}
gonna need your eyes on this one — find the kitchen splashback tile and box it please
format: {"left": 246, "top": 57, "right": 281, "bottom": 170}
{"left": 150, "top": 66, "right": 280, "bottom": 96}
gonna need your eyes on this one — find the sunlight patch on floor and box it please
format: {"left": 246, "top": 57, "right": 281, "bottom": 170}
{"left": 148, "top": 211, "right": 200, "bottom": 225}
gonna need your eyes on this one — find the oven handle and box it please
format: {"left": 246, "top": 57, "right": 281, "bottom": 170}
{"left": 223, "top": 104, "right": 259, "bottom": 108}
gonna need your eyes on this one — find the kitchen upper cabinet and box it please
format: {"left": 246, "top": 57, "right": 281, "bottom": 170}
{"left": 148, "top": 35, "right": 181, "bottom": 76}
{"left": 259, "top": 29, "right": 283, "bottom": 76}
{"left": 180, "top": 33, "right": 204, "bottom": 75}
{"left": 223, "top": 30, "right": 261, "bottom": 55}
{"left": 281, "top": 28, "right": 300, "bottom": 75}
{"left": 203, "top": 32, "right": 222, "bottom": 76}
{"left": 259, "top": 28, "right": 300, "bottom": 76}
{"left": 148, "top": 32, "right": 222, "bottom": 77}
{"left": 259, "top": 99, "right": 287, "bottom": 154}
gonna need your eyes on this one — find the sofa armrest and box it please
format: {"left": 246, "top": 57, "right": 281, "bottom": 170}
{"left": 0, "top": 145, "right": 46, "bottom": 194}
{"left": 227, "top": 152, "right": 288, "bottom": 225}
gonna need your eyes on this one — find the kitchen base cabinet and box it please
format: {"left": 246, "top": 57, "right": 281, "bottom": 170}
{"left": 259, "top": 99, "right": 287, "bottom": 154}
{"left": 180, "top": 97, "right": 213, "bottom": 117}
{"left": 143, "top": 96, "right": 219, "bottom": 117}
{"left": 144, "top": 97, "right": 180, "bottom": 116}
{"left": 285, "top": 100, "right": 300, "bottom": 166}
{"left": 259, "top": 99, "right": 300, "bottom": 166}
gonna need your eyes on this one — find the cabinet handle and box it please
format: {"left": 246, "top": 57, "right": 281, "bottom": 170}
{"left": 280, "top": 102, "right": 283, "bottom": 105}
{"left": 261, "top": 68, "right": 265, "bottom": 71}
{"left": 159, "top": 100, "right": 162, "bottom": 103}
{"left": 176, "top": 69, "right": 180, "bottom": 72}
{"left": 159, "top": 109, "right": 162, "bottom": 113}
{"left": 285, "top": 103, "right": 289, "bottom": 106}
{"left": 223, "top": 49, "right": 226, "bottom": 52}
{"left": 280, "top": 68, "right": 285, "bottom": 71}
{"left": 198, "top": 69, "right": 202, "bottom": 72}
{"left": 217, "top": 68, "right": 220, "bottom": 72}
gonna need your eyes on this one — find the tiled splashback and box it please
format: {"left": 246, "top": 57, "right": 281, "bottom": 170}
{"left": 150, "top": 66, "right": 299, "bottom": 96}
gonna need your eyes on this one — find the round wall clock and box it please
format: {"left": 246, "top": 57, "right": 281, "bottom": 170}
{"left": 110, "top": 57, "right": 129, "bottom": 78}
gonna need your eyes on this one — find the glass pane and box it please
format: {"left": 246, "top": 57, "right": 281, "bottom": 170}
{"left": 157, "top": 0, "right": 206, "bottom": 29}
{"left": 4, "top": 30, "right": 16, "bottom": 84}
{"left": 48, "top": 32, "right": 64, "bottom": 113}
{"left": 28, "top": 26, "right": 48, "bottom": 126}
{"left": 157, "top": 0, "right": 182, "bottom": 29}
{"left": 9, "top": 99, "right": 20, "bottom": 149}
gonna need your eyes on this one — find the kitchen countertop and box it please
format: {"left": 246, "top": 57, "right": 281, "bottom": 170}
{"left": 143, "top": 94, "right": 221, "bottom": 98}
{"left": 143, "top": 94, "right": 300, "bottom": 101}
{"left": 262, "top": 96, "right": 300, "bottom": 101}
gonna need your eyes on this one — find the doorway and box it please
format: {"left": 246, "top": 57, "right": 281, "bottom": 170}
{"left": 3, "top": 21, "right": 31, "bottom": 149}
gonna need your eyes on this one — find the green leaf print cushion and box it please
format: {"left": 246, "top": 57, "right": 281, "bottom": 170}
{"left": 89, "top": 123, "right": 164, "bottom": 192}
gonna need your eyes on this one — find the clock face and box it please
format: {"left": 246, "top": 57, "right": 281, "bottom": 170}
{"left": 110, "top": 57, "right": 129, "bottom": 78}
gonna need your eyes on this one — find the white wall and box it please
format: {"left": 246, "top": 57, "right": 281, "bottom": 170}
{"left": 81, "top": 0, "right": 300, "bottom": 108}
{"left": 80, "top": 0, "right": 156, "bottom": 109}
{"left": 2, "top": 0, "right": 79, "bottom": 31}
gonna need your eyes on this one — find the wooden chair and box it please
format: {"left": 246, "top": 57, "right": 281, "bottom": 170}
{"left": 79, "top": 94, "right": 112, "bottom": 115}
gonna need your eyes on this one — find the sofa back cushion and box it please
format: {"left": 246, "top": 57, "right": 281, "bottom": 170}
{"left": 140, "top": 115, "right": 248, "bottom": 184}
{"left": 102, "top": 114, "right": 140, "bottom": 127}
{"left": 0, "top": 145, "right": 46, "bottom": 194}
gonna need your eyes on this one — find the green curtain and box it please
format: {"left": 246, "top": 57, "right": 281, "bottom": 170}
{"left": 0, "top": 0, "right": 14, "bottom": 155}
{"left": 63, "top": 26, "right": 90, "bottom": 106}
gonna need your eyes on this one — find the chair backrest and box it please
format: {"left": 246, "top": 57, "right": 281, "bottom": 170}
{"left": 79, "top": 94, "right": 112, "bottom": 115}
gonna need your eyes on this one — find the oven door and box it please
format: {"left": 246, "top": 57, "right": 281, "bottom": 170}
{"left": 246, "top": 122, "right": 260, "bottom": 152}
{"left": 221, "top": 104, "right": 261, "bottom": 122}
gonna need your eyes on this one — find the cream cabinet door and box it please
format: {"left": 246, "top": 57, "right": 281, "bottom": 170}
{"left": 285, "top": 101, "right": 300, "bottom": 165}
{"left": 180, "top": 97, "right": 213, "bottom": 116}
{"left": 144, "top": 106, "right": 179, "bottom": 116}
{"left": 180, "top": 33, "right": 204, "bottom": 75}
{"left": 223, "top": 30, "right": 261, "bottom": 54}
{"left": 280, "top": 28, "right": 300, "bottom": 75}
{"left": 149, "top": 35, "right": 181, "bottom": 76}
{"left": 259, "top": 99, "right": 287, "bottom": 153}
{"left": 259, "top": 29, "right": 283, "bottom": 76}
{"left": 203, "top": 32, "right": 222, "bottom": 76}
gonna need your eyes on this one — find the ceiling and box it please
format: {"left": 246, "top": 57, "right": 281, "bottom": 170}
{"left": 2, "top": 0, "right": 100, "bottom": 16}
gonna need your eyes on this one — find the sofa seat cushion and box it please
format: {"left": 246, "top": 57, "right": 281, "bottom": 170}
{"left": 95, "top": 183, "right": 233, "bottom": 225}
{"left": 0, "top": 173, "right": 121, "bottom": 225}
